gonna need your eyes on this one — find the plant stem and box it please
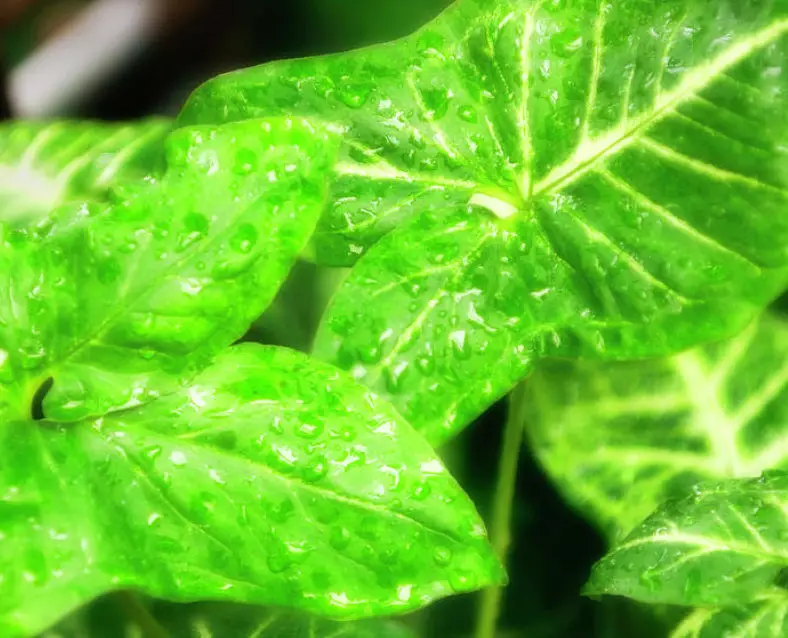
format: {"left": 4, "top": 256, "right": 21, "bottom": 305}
{"left": 113, "top": 591, "right": 169, "bottom": 638}
{"left": 474, "top": 381, "right": 528, "bottom": 638}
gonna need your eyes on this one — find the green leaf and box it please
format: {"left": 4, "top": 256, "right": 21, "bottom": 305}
{"left": 585, "top": 472, "right": 788, "bottom": 608}
{"left": 525, "top": 313, "right": 788, "bottom": 542}
{"left": 181, "top": 0, "right": 788, "bottom": 443}
{"left": 44, "top": 599, "right": 417, "bottom": 638}
{"left": 669, "top": 595, "right": 788, "bottom": 638}
{"left": 0, "top": 117, "right": 335, "bottom": 423}
{"left": 0, "top": 119, "right": 170, "bottom": 224}
{"left": 0, "top": 345, "right": 503, "bottom": 637}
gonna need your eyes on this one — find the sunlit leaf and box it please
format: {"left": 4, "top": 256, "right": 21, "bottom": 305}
{"left": 0, "top": 346, "right": 503, "bottom": 636}
{"left": 0, "top": 117, "right": 334, "bottom": 423}
{"left": 181, "top": 0, "right": 788, "bottom": 443}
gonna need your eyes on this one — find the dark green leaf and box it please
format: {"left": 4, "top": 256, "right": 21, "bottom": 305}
{"left": 0, "top": 345, "right": 503, "bottom": 637}
{"left": 525, "top": 313, "right": 788, "bottom": 542}
{"left": 0, "top": 120, "right": 170, "bottom": 224}
{"left": 585, "top": 472, "right": 788, "bottom": 608}
{"left": 0, "top": 117, "right": 334, "bottom": 423}
{"left": 181, "top": 0, "right": 788, "bottom": 443}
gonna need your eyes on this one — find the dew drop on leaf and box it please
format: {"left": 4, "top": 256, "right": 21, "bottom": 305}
{"left": 229, "top": 223, "right": 258, "bottom": 254}
{"left": 433, "top": 546, "right": 452, "bottom": 566}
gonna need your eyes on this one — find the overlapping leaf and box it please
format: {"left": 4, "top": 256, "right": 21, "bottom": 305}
{"left": 0, "top": 117, "right": 334, "bottom": 423}
{"left": 0, "top": 346, "right": 503, "bottom": 637}
{"left": 181, "top": 0, "right": 788, "bottom": 444}
{"left": 525, "top": 313, "right": 788, "bottom": 541}
{"left": 0, "top": 120, "right": 170, "bottom": 224}
{"left": 670, "top": 595, "right": 788, "bottom": 638}
{"left": 585, "top": 472, "right": 788, "bottom": 608}
{"left": 43, "top": 599, "right": 417, "bottom": 638}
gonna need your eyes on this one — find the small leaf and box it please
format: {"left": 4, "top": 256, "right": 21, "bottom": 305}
{"left": 0, "top": 117, "right": 335, "bottom": 422}
{"left": 0, "top": 119, "right": 170, "bottom": 224}
{"left": 181, "top": 0, "right": 788, "bottom": 443}
{"left": 0, "top": 345, "right": 503, "bottom": 637}
{"left": 525, "top": 313, "right": 788, "bottom": 541}
{"left": 585, "top": 472, "right": 788, "bottom": 608}
{"left": 670, "top": 595, "right": 788, "bottom": 638}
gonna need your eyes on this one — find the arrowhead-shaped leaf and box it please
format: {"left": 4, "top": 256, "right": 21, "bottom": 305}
{"left": 525, "top": 313, "right": 788, "bottom": 541}
{"left": 585, "top": 472, "right": 788, "bottom": 608}
{"left": 0, "top": 117, "right": 335, "bottom": 423}
{"left": 181, "top": 0, "right": 788, "bottom": 443}
{"left": 670, "top": 596, "right": 788, "bottom": 638}
{"left": 0, "top": 346, "right": 503, "bottom": 637}
{"left": 0, "top": 119, "right": 170, "bottom": 224}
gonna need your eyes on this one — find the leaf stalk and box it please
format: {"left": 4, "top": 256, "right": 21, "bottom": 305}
{"left": 474, "top": 381, "right": 527, "bottom": 638}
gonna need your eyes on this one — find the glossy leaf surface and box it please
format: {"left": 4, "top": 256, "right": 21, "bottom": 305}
{"left": 0, "top": 345, "right": 503, "bottom": 637}
{"left": 670, "top": 595, "right": 788, "bottom": 638}
{"left": 0, "top": 117, "right": 334, "bottom": 423}
{"left": 182, "top": 0, "right": 788, "bottom": 443}
{"left": 0, "top": 120, "right": 170, "bottom": 224}
{"left": 525, "top": 313, "right": 788, "bottom": 541}
{"left": 585, "top": 472, "right": 788, "bottom": 608}
{"left": 44, "top": 599, "right": 416, "bottom": 638}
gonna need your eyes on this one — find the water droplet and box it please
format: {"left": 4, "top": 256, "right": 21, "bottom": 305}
{"left": 416, "top": 355, "right": 434, "bottom": 375}
{"left": 449, "top": 569, "right": 477, "bottom": 592}
{"left": 449, "top": 330, "right": 470, "bottom": 359}
{"left": 303, "top": 455, "right": 329, "bottom": 483}
{"left": 337, "top": 80, "right": 372, "bottom": 109}
{"left": 433, "top": 546, "right": 452, "bottom": 566}
{"left": 266, "top": 551, "right": 292, "bottom": 574}
{"left": 229, "top": 223, "right": 257, "bottom": 254}
{"left": 169, "top": 450, "right": 187, "bottom": 466}
{"left": 412, "top": 480, "right": 431, "bottom": 501}
{"left": 269, "top": 497, "right": 295, "bottom": 524}
{"left": 178, "top": 212, "right": 210, "bottom": 251}
{"left": 234, "top": 148, "right": 258, "bottom": 175}
{"left": 549, "top": 27, "right": 584, "bottom": 58}
{"left": 144, "top": 445, "right": 163, "bottom": 461}
{"left": 296, "top": 422, "right": 324, "bottom": 439}
{"left": 457, "top": 105, "right": 477, "bottom": 123}
{"left": 329, "top": 525, "right": 351, "bottom": 550}
{"left": 420, "top": 87, "right": 451, "bottom": 120}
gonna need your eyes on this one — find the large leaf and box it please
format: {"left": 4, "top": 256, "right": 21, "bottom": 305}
{"left": 180, "top": 0, "right": 788, "bottom": 444}
{"left": 670, "top": 595, "right": 788, "bottom": 638}
{"left": 0, "top": 345, "right": 503, "bottom": 637}
{"left": 585, "top": 472, "right": 788, "bottom": 608}
{"left": 524, "top": 313, "right": 788, "bottom": 542}
{"left": 0, "top": 117, "right": 334, "bottom": 423}
{"left": 0, "top": 119, "right": 170, "bottom": 224}
{"left": 44, "top": 598, "right": 417, "bottom": 638}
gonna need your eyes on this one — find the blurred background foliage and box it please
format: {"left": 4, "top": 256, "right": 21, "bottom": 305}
{"left": 0, "top": 1, "right": 700, "bottom": 636}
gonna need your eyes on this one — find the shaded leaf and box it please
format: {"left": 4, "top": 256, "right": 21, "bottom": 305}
{"left": 43, "top": 596, "right": 416, "bottom": 638}
{"left": 585, "top": 472, "right": 788, "bottom": 608}
{"left": 182, "top": 0, "right": 788, "bottom": 443}
{"left": 0, "top": 119, "right": 170, "bottom": 224}
{"left": 0, "top": 117, "right": 334, "bottom": 423}
{"left": 670, "top": 595, "right": 788, "bottom": 638}
{"left": 0, "top": 345, "right": 503, "bottom": 637}
{"left": 525, "top": 313, "right": 788, "bottom": 542}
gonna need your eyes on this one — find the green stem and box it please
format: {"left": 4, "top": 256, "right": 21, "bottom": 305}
{"left": 474, "top": 381, "right": 528, "bottom": 638}
{"left": 113, "top": 591, "right": 169, "bottom": 638}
